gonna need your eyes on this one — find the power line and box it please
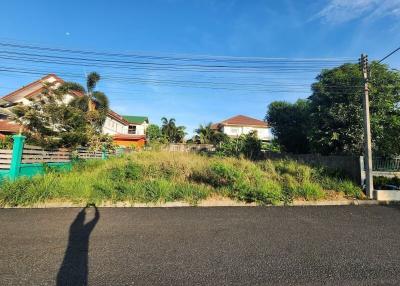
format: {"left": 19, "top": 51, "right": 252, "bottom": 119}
{"left": 0, "top": 40, "right": 360, "bottom": 94}
{"left": 0, "top": 66, "right": 365, "bottom": 91}
{"left": 0, "top": 41, "right": 356, "bottom": 63}
{"left": 378, "top": 46, "right": 400, "bottom": 63}
{"left": 0, "top": 53, "right": 342, "bottom": 74}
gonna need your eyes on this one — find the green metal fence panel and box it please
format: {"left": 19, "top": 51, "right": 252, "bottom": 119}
{"left": 373, "top": 157, "right": 400, "bottom": 172}
{"left": 0, "top": 137, "right": 110, "bottom": 183}
{"left": 9, "top": 134, "right": 25, "bottom": 181}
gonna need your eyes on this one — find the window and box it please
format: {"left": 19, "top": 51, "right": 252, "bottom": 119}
{"left": 128, "top": 125, "right": 137, "bottom": 134}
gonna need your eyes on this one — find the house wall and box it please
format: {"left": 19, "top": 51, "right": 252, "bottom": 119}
{"left": 222, "top": 125, "right": 273, "bottom": 141}
{"left": 131, "top": 122, "right": 147, "bottom": 135}
{"left": 113, "top": 138, "right": 145, "bottom": 148}
{"left": 18, "top": 92, "right": 76, "bottom": 106}
{"left": 102, "top": 117, "right": 128, "bottom": 135}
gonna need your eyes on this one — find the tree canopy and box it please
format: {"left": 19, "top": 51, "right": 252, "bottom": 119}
{"left": 266, "top": 99, "right": 310, "bottom": 154}
{"left": 194, "top": 123, "right": 228, "bottom": 145}
{"left": 146, "top": 124, "right": 162, "bottom": 142}
{"left": 12, "top": 82, "right": 88, "bottom": 148}
{"left": 59, "top": 72, "right": 109, "bottom": 131}
{"left": 12, "top": 72, "right": 113, "bottom": 149}
{"left": 266, "top": 62, "right": 400, "bottom": 156}
{"left": 161, "top": 117, "right": 186, "bottom": 143}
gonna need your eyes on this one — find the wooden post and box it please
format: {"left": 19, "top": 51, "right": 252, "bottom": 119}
{"left": 9, "top": 134, "right": 25, "bottom": 181}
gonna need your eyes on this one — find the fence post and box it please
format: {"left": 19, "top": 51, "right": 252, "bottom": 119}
{"left": 9, "top": 134, "right": 25, "bottom": 181}
{"left": 102, "top": 145, "right": 107, "bottom": 160}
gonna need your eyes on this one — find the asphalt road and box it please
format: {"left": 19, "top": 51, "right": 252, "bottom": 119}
{"left": 1, "top": 206, "right": 400, "bottom": 286}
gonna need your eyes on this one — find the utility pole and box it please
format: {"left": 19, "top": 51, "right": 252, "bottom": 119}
{"left": 359, "top": 54, "right": 374, "bottom": 198}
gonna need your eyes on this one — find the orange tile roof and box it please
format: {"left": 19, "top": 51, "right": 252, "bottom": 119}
{"left": 217, "top": 115, "right": 268, "bottom": 128}
{"left": 0, "top": 120, "right": 22, "bottom": 133}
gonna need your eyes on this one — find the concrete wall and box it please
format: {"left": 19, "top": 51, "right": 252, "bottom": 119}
{"left": 164, "top": 144, "right": 216, "bottom": 152}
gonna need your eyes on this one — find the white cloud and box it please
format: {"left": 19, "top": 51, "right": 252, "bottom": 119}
{"left": 314, "top": 0, "right": 400, "bottom": 24}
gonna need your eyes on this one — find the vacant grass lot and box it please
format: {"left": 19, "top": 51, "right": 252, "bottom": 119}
{"left": 0, "top": 151, "right": 364, "bottom": 206}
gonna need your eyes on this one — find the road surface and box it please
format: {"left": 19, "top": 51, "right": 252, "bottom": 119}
{"left": 0, "top": 206, "right": 399, "bottom": 285}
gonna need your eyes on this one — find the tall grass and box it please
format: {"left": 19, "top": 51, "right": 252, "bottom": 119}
{"left": 0, "top": 151, "right": 364, "bottom": 206}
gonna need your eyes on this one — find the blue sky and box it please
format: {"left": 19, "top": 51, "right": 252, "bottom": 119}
{"left": 0, "top": 0, "right": 400, "bottom": 136}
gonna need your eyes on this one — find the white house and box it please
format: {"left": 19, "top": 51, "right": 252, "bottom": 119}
{"left": 0, "top": 74, "right": 148, "bottom": 147}
{"left": 211, "top": 115, "right": 273, "bottom": 142}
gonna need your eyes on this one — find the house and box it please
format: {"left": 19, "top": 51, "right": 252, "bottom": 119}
{"left": 102, "top": 112, "right": 148, "bottom": 148}
{"left": 0, "top": 74, "right": 148, "bottom": 148}
{"left": 211, "top": 115, "right": 273, "bottom": 142}
{"left": 122, "top": 116, "right": 149, "bottom": 135}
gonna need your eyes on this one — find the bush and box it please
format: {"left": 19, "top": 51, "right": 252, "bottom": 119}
{"left": 0, "top": 135, "right": 13, "bottom": 150}
{"left": 216, "top": 131, "right": 262, "bottom": 160}
{"left": 296, "top": 182, "right": 325, "bottom": 201}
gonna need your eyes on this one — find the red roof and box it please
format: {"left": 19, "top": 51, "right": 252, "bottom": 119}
{"left": 215, "top": 115, "right": 268, "bottom": 128}
{"left": 107, "top": 110, "right": 130, "bottom": 125}
{"left": 2, "top": 74, "right": 140, "bottom": 128}
{"left": 113, "top": 134, "right": 146, "bottom": 141}
{"left": 0, "top": 120, "right": 22, "bottom": 133}
{"left": 2, "top": 74, "right": 64, "bottom": 101}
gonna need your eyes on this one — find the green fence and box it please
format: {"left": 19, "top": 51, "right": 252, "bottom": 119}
{"left": 0, "top": 134, "right": 109, "bottom": 182}
{"left": 373, "top": 157, "right": 400, "bottom": 172}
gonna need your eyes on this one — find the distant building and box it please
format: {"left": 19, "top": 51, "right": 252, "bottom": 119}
{"left": 0, "top": 74, "right": 148, "bottom": 148}
{"left": 211, "top": 115, "right": 273, "bottom": 142}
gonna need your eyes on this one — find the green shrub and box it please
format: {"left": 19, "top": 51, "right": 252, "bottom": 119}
{"left": 167, "top": 183, "right": 210, "bottom": 205}
{"left": 0, "top": 178, "right": 32, "bottom": 206}
{"left": 337, "top": 180, "right": 364, "bottom": 199}
{"left": 216, "top": 132, "right": 262, "bottom": 160}
{"left": 191, "top": 162, "right": 241, "bottom": 187}
{"left": 236, "top": 180, "right": 282, "bottom": 205}
{"left": 297, "top": 182, "right": 325, "bottom": 201}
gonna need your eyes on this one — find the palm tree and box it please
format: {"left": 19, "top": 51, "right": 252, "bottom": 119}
{"left": 174, "top": 126, "right": 186, "bottom": 143}
{"left": 59, "top": 72, "right": 109, "bottom": 129}
{"left": 194, "top": 123, "right": 214, "bottom": 144}
{"left": 161, "top": 117, "right": 186, "bottom": 143}
{"left": 161, "top": 117, "right": 176, "bottom": 140}
{"left": 195, "top": 123, "right": 228, "bottom": 145}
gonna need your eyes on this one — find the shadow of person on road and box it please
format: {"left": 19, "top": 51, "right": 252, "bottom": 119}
{"left": 56, "top": 206, "right": 100, "bottom": 286}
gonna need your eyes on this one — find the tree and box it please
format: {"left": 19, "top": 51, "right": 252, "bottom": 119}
{"left": 216, "top": 131, "right": 262, "bottom": 160}
{"left": 194, "top": 123, "right": 228, "bottom": 145}
{"left": 146, "top": 124, "right": 162, "bottom": 141}
{"left": 266, "top": 62, "right": 400, "bottom": 157}
{"left": 241, "top": 131, "right": 262, "bottom": 160}
{"left": 266, "top": 99, "right": 311, "bottom": 154}
{"left": 59, "top": 72, "right": 109, "bottom": 131}
{"left": 161, "top": 117, "right": 186, "bottom": 143}
{"left": 308, "top": 62, "right": 400, "bottom": 156}
{"left": 12, "top": 82, "right": 88, "bottom": 148}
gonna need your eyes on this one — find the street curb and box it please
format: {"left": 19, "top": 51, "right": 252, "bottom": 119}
{"left": 1, "top": 199, "right": 398, "bottom": 209}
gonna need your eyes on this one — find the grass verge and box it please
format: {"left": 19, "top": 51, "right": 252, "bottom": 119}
{"left": 0, "top": 151, "right": 364, "bottom": 207}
